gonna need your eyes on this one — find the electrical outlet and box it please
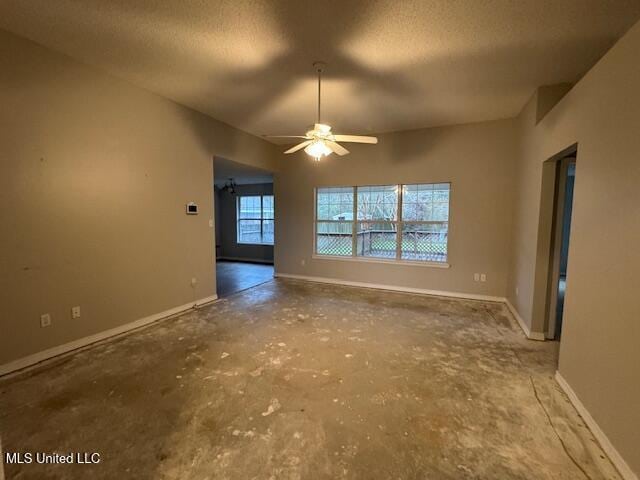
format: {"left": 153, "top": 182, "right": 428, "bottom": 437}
{"left": 40, "top": 313, "right": 51, "bottom": 328}
{"left": 515, "top": 286, "right": 519, "bottom": 296}
{"left": 480, "top": 274, "right": 486, "bottom": 282}
{"left": 208, "top": 219, "right": 213, "bottom": 228}
{"left": 301, "top": 259, "right": 306, "bottom": 267}
{"left": 191, "top": 277, "right": 197, "bottom": 287}
{"left": 71, "top": 306, "right": 81, "bottom": 319}
{"left": 474, "top": 273, "right": 480, "bottom": 282}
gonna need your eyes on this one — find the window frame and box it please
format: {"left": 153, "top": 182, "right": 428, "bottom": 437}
{"left": 236, "top": 194, "right": 274, "bottom": 246}
{"left": 315, "top": 186, "right": 356, "bottom": 257}
{"left": 313, "top": 183, "right": 451, "bottom": 268}
{"left": 355, "top": 185, "right": 400, "bottom": 260}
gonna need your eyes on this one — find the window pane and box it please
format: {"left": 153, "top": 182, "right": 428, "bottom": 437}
{"left": 262, "top": 219, "right": 274, "bottom": 245}
{"left": 262, "top": 195, "right": 274, "bottom": 220}
{"left": 356, "top": 221, "right": 397, "bottom": 259}
{"left": 239, "top": 196, "right": 261, "bottom": 219}
{"left": 238, "top": 220, "right": 262, "bottom": 244}
{"left": 316, "top": 221, "right": 352, "bottom": 256}
{"left": 401, "top": 223, "right": 448, "bottom": 262}
{"left": 402, "top": 183, "right": 450, "bottom": 222}
{"left": 357, "top": 185, "right": 398, "bottom": 221}
{"left": 316, "top": 187, "right": 354, "bottom": 221}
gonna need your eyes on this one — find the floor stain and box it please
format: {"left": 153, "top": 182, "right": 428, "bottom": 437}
{"left": 0, "top": 279, "right": 622, "bottom": 480}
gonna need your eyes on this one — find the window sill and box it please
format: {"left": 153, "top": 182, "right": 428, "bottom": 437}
{"left": 311, "top": 254, "right": 450, "bottom": 269}
{"left": 237, "top": 242, "right": 274, "bottom": 246}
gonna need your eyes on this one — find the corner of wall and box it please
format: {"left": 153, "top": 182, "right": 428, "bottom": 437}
{"left": 535, "top": 84, "right": 573, "bottom": 124}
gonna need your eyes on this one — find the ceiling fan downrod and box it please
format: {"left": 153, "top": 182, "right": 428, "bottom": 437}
{"left": 313, "top": 61, "right": 326, "bottom": 125}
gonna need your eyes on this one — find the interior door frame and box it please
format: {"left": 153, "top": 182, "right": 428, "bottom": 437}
{"left": 545, "top": 155, "right": 576, "bottom": 339}
{"left": 530, "top": 143, "right": 577, "bottom": 338}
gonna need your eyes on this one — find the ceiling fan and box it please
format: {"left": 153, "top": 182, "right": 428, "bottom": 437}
{"left": 264, "top": 62, "right": 378, "bottom": 161}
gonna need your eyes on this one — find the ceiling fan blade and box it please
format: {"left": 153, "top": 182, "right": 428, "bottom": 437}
{"left": 325, "top": 140, "right": 350, "bottom": 156}
{"left": 263, "top": 135, "right": 308, "bottom": 139}
{"left": 284, "top": 140, "right": 312, "bottom": 154}
{"left": 333, "top": 135, "right": 378, "bottom": 144}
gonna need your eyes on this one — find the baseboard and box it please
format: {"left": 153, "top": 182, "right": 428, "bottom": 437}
{"left": 276, "top": 272, "right": 548, "bottom": 341}
{"left": 195, "top": 294, "right": 219, "bottom": 306}
{"left": 217, "top": 256, "right": 274, "bottom": 265}
{"left": 275, "top": 272, "right": 505, "bottom": 303}
{"left": 505, "top": 299, "right": 546, "bottom": 341}
{"left": 555, "top": 371, "right": 637, "bottom": 480}
{"left": 0, "top": 294, "right": 218, "bottom": 377}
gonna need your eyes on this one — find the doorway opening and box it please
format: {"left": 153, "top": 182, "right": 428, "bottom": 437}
{"left": 213, "top": 156, "right": 275, "bottom": 298}
{"left": 545, "top": 152, "right": 576, "bottom": 340}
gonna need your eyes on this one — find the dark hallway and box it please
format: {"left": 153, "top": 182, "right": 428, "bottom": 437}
{"left": 554, "top": 160, "right": 576, "bottom": 339}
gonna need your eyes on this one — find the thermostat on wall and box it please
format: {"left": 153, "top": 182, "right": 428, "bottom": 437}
{"left": 186, "top": 202, "right": 198, "bottom": 215}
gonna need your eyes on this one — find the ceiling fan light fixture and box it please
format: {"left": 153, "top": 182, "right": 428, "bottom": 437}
{"left": 304, "top": 139, "right": 332, "bottom": 161}
{"left": 264, "top": 62, "right": 378, "bottom": 160}
{"left": 222, "top": 177, "right": 237, "bottom": 194}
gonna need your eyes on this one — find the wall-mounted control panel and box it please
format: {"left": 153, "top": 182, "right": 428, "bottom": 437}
{"left": 186, "top": 202, "right": 198, "bottom": 215}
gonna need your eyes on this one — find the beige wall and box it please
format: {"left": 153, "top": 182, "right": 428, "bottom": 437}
{"left": 2, "top": 16, "right": 638, "bottom": 478}
{"left": 0, "top": 29, "right": 276, "bottom": 365}
{"left": 507, "top": 21, "right": 640, "bottom": 476}
{"left": 275, "top": 119, "right": 517, "bottom": 298}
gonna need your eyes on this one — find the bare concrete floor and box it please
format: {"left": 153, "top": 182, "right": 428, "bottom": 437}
{"left": 0, "top": 280, "right": 621, "bottom": 479}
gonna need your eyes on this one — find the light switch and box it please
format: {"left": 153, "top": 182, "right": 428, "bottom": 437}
{"left": 40, "top": 313, "right": 51, "bottom": 328}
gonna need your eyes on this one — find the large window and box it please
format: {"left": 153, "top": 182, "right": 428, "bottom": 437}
{"left": 237, "top": 195, "right": 274, "bottom": 245}
{"left": 315, "top": 183, "right": 450, "bottom": 263}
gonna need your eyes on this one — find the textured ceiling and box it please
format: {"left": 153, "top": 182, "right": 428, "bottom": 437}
{"left": 1, "top": 0, "right": 639, "bottom": 142}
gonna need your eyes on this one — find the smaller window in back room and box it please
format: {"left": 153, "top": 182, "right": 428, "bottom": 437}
{"left": 237, "top": 194, "right": 274, "bottom": 245}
